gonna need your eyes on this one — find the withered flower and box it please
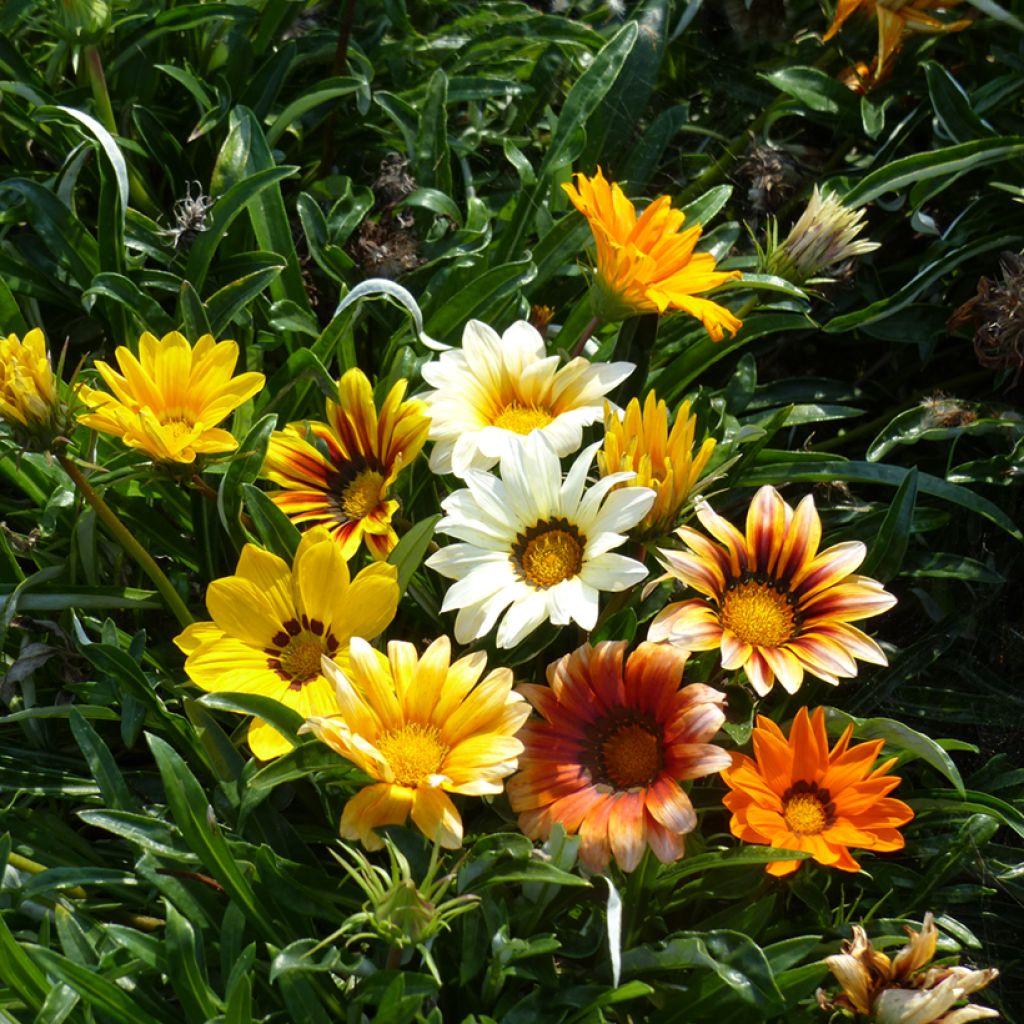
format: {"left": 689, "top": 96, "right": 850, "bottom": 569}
{"left": 949, "top": 252, "right": 1024, "bottom": 382}
{"left": 818, "top": 913, "right": 999, "bottom": 1022}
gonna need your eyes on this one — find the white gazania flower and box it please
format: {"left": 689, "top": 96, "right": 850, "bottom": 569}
{"left": 420, "top": 318, "right": 633, "bottom": 477}
{"left": 425, "top": 434, "right": 655, "bottom": 648}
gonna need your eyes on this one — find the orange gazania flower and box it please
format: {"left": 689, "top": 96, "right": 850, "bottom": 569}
{"left": 597, "top": 391, "right": 717, "bottom": 537}
{"left": 507, "top": 641, "right": 730, "bottom": 874}
{"left": 262, "top": 368, "right": 430, "bottom": 560}
{"left": 650, "top": 485, "right": 896, "bottom": 696}
{"left": 823, "top": 0, "right": 971, "bottom": 77}
{"left": 302, "top": 635, "right": 530, "bottom": 850}
{"left": 562, "top": 168, "right": 742, "bottom": 341}
{"left": 722, "top": 706, "right": 914, "bottom": 876}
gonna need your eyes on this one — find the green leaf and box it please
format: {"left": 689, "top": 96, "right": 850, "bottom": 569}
{"left": 0, "top": 912, "right": 51, "bottom": 1011}
{"left": 205, "top": 259, "right": 285, "bottom": 335}
{"left": 762, "top": 66, "right": 857, "bottom": 117}
{"left": 69, "top": 710, "right": 135, "bottom": 810}
{"left": 270, "top": 939, "right": 343, "bottom": 983}
{"left": 924, "top": 62, "right": 993, "bottom": 144}
{"left": 147, "top": 734, "right": 276, "bottom": 936}
{"left": 197, "top": 691, "right": 304, "bottom": 748}
{"left": 825, "top": 709, "right": 965, "bottom": 794}
{"left": 388, "top": 515, "right": 440, "bottom": 596}
{"left": 77, "top": 809, "right": 197, "bottom": 861}
{"left": 414, "top": 69, "right": 452, "bottom": 195}
{"left": 739, "top": 458, "right": 1022, "bottom": 539}
{"left": 861, "top": 467, "right": 917, "bottom": 582}
{"left": 241, "top": 483, "right": 301, "bottom": 560}
{"left": 265, "top": 76, "right": 361, "bottom": 147}
{"left": 839, "top": 137, "right": 1024, "bottom": 209}
{"left": 218, "top": 414, "right": 278, "bottom": 550}
{"left": 165, "top": 902, "right": 221, "bottom": 1022}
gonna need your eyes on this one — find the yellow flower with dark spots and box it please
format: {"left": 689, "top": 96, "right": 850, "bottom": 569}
{"left": 562, "top": 168, "right": 742, "bottom": 340}
{"left": 262, "top": 368, "right": 430, "bottom": 560}
{"left": 174, "top": 526, "right": 399, "bottom": 760}
{"left": 76, "top": 331, "right": 264, "bottom": 464}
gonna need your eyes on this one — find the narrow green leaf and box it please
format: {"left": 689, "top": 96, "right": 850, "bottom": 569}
{"left": 69, "top": 710, "right": 135, "bottom": 810}
{"left": 388, "top": 515, "right": 440, "bottom": 596}
{"left": 198, "top": 691, "right": 305, "bottom": 747}
{"left": 241, "top": 483, "right": 301, "bottom": 560}
{"left": 414, "top": 70, "right": 452, "bottom": 195}
{"left": 861, "top": 467, "right": 917, "bottom": 582}
{"left": 218, "top": 414, "right": 278, "bottom": 549}
{"left": 265, "top": 76, "right": 361, "bottom": 147}
{"left": 165, "top": 903, "right": 221, "bottom": 1022}
{"left": 205, "top": 262, "right": 285, "bottom": 336}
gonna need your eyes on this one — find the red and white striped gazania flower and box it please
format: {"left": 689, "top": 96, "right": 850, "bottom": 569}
{"left": 649, "top": 485, "right": 896, "bottom": 696}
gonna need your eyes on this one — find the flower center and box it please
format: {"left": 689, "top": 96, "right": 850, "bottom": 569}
{"left": 782, "top": 781, "right": 835, "bottom": 836}
{"left": 600, "top": 721, "right": 662, "bottom": 789}
{"left": 512, "top": 518, "right": 586, "bottom": 589}
{"left": 377, "top": 724, "right": 449, "bottom": 788}
{"left": 492, "top": 402, "right": 554, "bottom": 435}
{"left": 161, "top": 416, "right": 195, "bottom": 441}
{"left": 720, "top": 579, "right": 797, "bottom": 648}
{"left": 276, "top": 631, "right": 325, "bottom": 685}
{"left": 339, "top": 468, "right": 385, "bottom": 520}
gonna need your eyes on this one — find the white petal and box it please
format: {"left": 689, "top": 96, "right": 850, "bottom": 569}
{"left": 580, "top": 552, "right": 648, "bottom": 592}
{"left": 496, "top": 592, "right": 552, "bottom": 648}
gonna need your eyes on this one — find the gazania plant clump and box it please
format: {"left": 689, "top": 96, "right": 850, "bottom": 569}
{"left": 2, "top": 2, "right": 1018, "bottom": 1022}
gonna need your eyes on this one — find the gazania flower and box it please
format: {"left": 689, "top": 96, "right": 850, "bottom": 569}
{"left": 760, "top": 186, "right": 879, "bottom": 285}
{"left": 174, "top": 527, "right": 399, "bottom": 760}
{"left": 508, "top": 641, "right": 730, "bottom": 873}
{"left": 818, "top": 913, "right": 999, "bottom": 1023}
{"left": 262, "top": 369, "right": 430, "bottom": 560}
{"left": 823, "top": 1, "right": 971, "bottom": 77}
{"left": 0, "top": 329, "right": 58, "bottom": 441}
{"left": 562, "top": 168, "right": 742, "bottom": 340}
{"left": 649, "top": 485, "right": 896, "bottom": 696}
{"left": 421, "top": 318, "right": 632, "bottom": 477}
{"left": 721, "top": 706, "right": 914, "bottom": 876}
{"left": 426, "top": 434, "right": 654, "bottom": 649}
{"left": 302, "top": 635, "right": 530, "bottom": 850}
{"left": 76, "top": 331, "right": 264, "bottom": 464}
{"left": 597, "top": 391, "right": 716, "bottom": 537}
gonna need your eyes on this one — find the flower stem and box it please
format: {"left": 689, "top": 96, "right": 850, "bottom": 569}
{"left": 570, "top": 316, "right": 602, "bottom": 359}
{"left": 58, "top": 454, "right": 194, "bottom": 628}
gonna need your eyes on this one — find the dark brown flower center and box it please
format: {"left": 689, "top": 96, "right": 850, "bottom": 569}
{"left": 511, "top": 518, "right": 586, "bottom": 590}
{"left": 588, "top": 711, "right": 663, "bottom": 790}
{"left": 265, "top": 616, "right": 339, "bottom": 688}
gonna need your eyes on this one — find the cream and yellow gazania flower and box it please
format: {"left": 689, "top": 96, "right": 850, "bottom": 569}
{"left": 426, "top": 434, "right": 654, "bottom": 649}
{"left": 562, "top": 168, "right": 742, "bottom": 340}
{"left": 508, "top": 641, "right": 730, "bottom": 873}
{"left": 77, "top": 331, "right": 265, "bottom": 464}
{"left": 420, "top": 318, "right": 632, "bottom": 477}
{"left": 823, "top": 0, "right": 971, "bottom": 77}
{"left": 0, "top": 328, "right": 57, "bottom": 437}
{"left": 649, "top": 485, "right": 896, "bottom": 696}
{"left": 302, "top": 635, "right": 530, "bottom": 850}
{"left": 818, "top": 913, "right": 999, "bottom": 1023}
{"left": 722, "top": 706, "right": 914, "bottom": 876}
{"left": 261, "top": 369, "right": 430, "bottom": 560}
{"left": 597, "top": 391, "right": 716, "bottom": 537}
{"left": 174, "top": 527, "right": 399, "bottom": 760}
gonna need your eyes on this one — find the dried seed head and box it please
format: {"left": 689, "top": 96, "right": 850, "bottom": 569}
{"left": 949, "top": 251, "right": 1024, "bottom": 381}
{"left": 161, "top": 181, "right": 216, "bottom": 250}
{"left": 740, "top": 144, "right": 802, "bottom": 215}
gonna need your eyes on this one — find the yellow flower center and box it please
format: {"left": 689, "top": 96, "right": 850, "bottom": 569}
{"left": 378, "top": 724, "right": 449, "bottom": 787}
{"left": 277, "top": 631, "right": 325, "bottom": 685}
{"left": 512, "top": 519, "right": 586, "bottom": 589}
{"left": 601, "top": 721, "right": 662, "bottom": 789}
{"left": 720, "top": 580, "right": 796, "bottom": 648}
{"left": 782, "top": 782, "right": 835, "bottom": 836}
{"left": 492, "top": 402, "right": 554, "bottom": 435}
{"left": 339, "top": 468, "right": 385, "bottom": 520}
{"left": 162, "top": 416, "right": 196, "bottom": 441}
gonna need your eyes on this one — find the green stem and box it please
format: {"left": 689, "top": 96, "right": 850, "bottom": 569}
{"left": 570, "top": 316, "right": 602, "bottom": 359}
{"left": 58, "top": 454, "right": 194, "bottom": 628}
{"left": 83, "top": 45, "right": 116, "bottom": 135}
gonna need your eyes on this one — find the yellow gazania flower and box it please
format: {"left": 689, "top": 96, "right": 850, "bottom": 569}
{"left": 650, "top": 485, "right": 897, "bottom": 696}
{"left": 819, "top": 913, "right": 999, "bottom": 1022}
{"left": 0, "top": 328, "right": 57, "bottom": 434}
{"left": 302, "top": 635, "right": 531, "bottom": 850}
{"left": 174, "top": 526, "right": 399, "bottom": 760}
{"left": 262, "top": 368, "right": 430, "bottom": 560}
{"left": 597, "top": 391, "right": 716, "bottom": 537}
{"left": 76, "top": 331, "right": 265, "bottom": 464}
{"left": 562, "top": 168, "right": 742, "bottom": 340}
{"left": 823, "top": 0, "right": 971, "bottom": 76}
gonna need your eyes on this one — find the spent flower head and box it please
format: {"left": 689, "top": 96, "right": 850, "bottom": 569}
{"left": 818, "top": 912, "right": 999, "bottom": 1022}
{"left": 760, "top": 186, "right": 879, "bottom": 285}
